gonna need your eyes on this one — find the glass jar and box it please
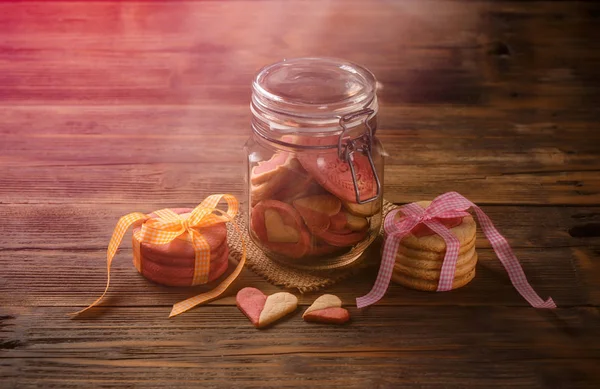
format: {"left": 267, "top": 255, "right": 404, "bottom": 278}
{"left": 244, "top": 57, "right": 384, "bottom": 268}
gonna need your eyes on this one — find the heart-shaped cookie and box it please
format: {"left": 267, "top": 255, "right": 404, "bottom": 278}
{"left": 343, "top": 199, "right": 380, "bottom": 217}
{"left": 236, "top": 287, "right": 298, "bottom": 328}
{"left": 293, "top": 195, "right": 342, "bottom": 233}
{"left": 251, "top": 200, "right": 311, "bottom": 258}
{"left": 264, "top": 208, "right": 300, "bottom": 243}
{"left": 345, "top": 212, "right": 369, "bottom": 231}
{"left": 315, "top": 228, "right": 368, "bottom": 247}
{"left": 251, "top": 152, "right": 293, "bottom": 185}
{"left": 293, "top": 195, "right": 342, "bottom": 216}
{"left": 329, "top": 211, "right": 348, "bottom": 231}
{"left": 302, "top": 294, "right": 350, "bottom": 324}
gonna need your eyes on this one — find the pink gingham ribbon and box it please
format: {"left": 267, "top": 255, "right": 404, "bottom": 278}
{"left": 356, "top": 192, "right": 556, "bottom": 309}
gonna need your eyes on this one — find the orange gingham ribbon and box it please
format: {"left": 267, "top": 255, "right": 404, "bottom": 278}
{"left": 71, "top": 194, "right": 246, "bottom": 318}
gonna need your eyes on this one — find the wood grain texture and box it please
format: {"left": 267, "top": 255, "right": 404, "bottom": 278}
{"left": 2, "top": 306, "right": 600, "bottom": 388}
{"left": 0, "top": 248, "right": 584, "bottom": 310}
{"left": 1, "top": 0, "right": 599, "bottom": 387}
{"left": 2, "top": 204, "right": 599, "bottom": 250}
{"left": 1, "top": 113, "right": 598, "bottom": 205}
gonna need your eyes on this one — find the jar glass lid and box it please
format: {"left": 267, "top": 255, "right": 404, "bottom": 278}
{"left": 252, "top": 57, "right": 377, "bottom": 125}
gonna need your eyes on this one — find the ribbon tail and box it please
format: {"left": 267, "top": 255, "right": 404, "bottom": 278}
{"left": 69, "top": 278, "right": 112, "bottom": 317}
{"left": 471, "top": 206, "right": 556, "bottom": 309}
{"left": 169, "top": 219, "right": 247, "bottom": 318}
{"left": 357, "top": 208, "right": 418, "bottom": 308}
{"left": 356, "top": 231, "right": 404, "bottom": 309}
{"left": 70, "top": 212, "right": 148, "bottom": 317}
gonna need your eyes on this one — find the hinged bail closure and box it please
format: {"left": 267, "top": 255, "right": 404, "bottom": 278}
{"left": 337, "top": 108, "right": 381, "bottom": 204}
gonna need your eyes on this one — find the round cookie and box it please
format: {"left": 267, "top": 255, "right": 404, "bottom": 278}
{"left": 135, "top": 208, "right": 228, "bottom": 257}
{"left": 141, "top": 239, "right": 227, "bottom": 268}
{"left": 394, "top": 251, "right": 478, "bottom": 280}
{"left": 394, "top": 201, "right": 476, "bottom": 253}
{"left": 140, "top": 245, "right": 230, "bottom": 286}
{"left": 141, "top": 259, "right": 229, "bottom": 287}
{"left": 396, "top": 246, "right": 477, "bottom": 271}
{"left": 395, "top": 234, "right": 476, "bottom": 261}
{"left": 391, "top": 266, "right": 476, "bottom": 292}
{"left": 313, "top": 228, "right": 368, "bottom": 247}
{"left": 134, "top": 208, "right": 231, "bottom": 286}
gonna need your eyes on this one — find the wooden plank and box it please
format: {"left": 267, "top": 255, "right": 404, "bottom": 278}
{"left": 2, "top": 161, "right": 599, "bottom": 205}
{"left": 0, "top": 104, "right": 598, "bottom": 137}
{"left": 0, "top": 1, "right": 597, "bottom": 110}
{"left": 2, "top": 306, "right": 600, "bottom": 388}
{"left": 0, "top": 245, "right": 584, "bottom": 308}
{"left": 0, "top": 0, "right": 598, "bottom": 205}
{"left": 1, "top": 121, "right": 599, "bottom": 205}
{"left": 0, "top": 0, "right": 485, "bottom": 106}
{"left": 1, "top": 204, "right": 598, "bottom": 250}
{"left": 1, "top": 107, "right": 599, "bottom": 166}
{"left": 1, "top": 105, "right": 598, "bottom": 205}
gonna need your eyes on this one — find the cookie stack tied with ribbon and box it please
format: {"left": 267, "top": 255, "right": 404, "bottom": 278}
{"left": 356, "top": 192, "right": 556, "bottom": 310}
{"left": 71, "top": 194, "right": 247, "bottom": 318}
{"left": 133, "top": 208, "right": 231, "bottom": 287}
{"left": 391, "top": 201, "right": 478, "bottom": 291}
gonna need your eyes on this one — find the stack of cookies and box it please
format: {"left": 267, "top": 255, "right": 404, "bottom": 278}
{"left": 391, "top": 201, "right": 478, "bottom": 291}
{"left": 133, "top": 208, "right": 230, "bottom": 287}
{"left": 249, "top": 149, "right": 380, "bottom": 261}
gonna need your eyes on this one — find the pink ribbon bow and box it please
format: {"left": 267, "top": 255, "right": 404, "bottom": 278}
{"left": 356, "top": 192, "right": 556, "bottom": 309}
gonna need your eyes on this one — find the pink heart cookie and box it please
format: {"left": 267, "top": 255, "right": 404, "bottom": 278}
{"left": 236, "top": 287, "right": 298, "bottom": 328}
{"left": 302, "top": 294, "right": 350, "bottom": 325}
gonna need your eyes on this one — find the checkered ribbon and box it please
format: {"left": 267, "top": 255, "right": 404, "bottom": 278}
{"left": 356, "top": 192, "right": 556, "bottom": 309}
{"left": 71, "top": 194, "right": 246, "bottom": 317}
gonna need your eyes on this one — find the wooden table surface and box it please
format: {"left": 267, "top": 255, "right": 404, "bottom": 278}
{"left": 1, "top": 1, "right": 600, "bottom": 388}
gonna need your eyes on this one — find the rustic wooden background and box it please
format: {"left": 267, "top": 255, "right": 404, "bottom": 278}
{"left": 1, "top": 1, "right": 599, "bottom": 388}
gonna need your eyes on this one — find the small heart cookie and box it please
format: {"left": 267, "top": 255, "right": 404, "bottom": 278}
{"left": 303, "top": 294, "right": 350, "bottom": 325}
{"left": 236, "top": 287, "right": 298, "bottom": 328}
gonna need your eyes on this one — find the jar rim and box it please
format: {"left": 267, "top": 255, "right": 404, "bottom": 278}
{"left": 252, "top": 57, "right": 378, "bottom": 124}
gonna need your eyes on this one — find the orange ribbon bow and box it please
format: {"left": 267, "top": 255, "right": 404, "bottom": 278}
{"left": 71, "top": 194, "right": 246, "bottom": 318}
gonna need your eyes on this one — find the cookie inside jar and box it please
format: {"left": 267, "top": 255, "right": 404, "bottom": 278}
{"left": 245, "top": 57, "right": 384, "bottom": 266}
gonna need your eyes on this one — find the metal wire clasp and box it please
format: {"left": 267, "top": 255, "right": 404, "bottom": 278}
{"left": 337, "top": 108, "right": 381, "bottom": 204}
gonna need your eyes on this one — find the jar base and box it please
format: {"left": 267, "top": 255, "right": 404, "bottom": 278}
{"left": 260, "top": 231, "right": 378, "bottom": 271}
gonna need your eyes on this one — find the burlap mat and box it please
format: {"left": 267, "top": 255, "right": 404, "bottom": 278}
{"left": 227, "top": 200, "right": 397, "bottom": 293}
